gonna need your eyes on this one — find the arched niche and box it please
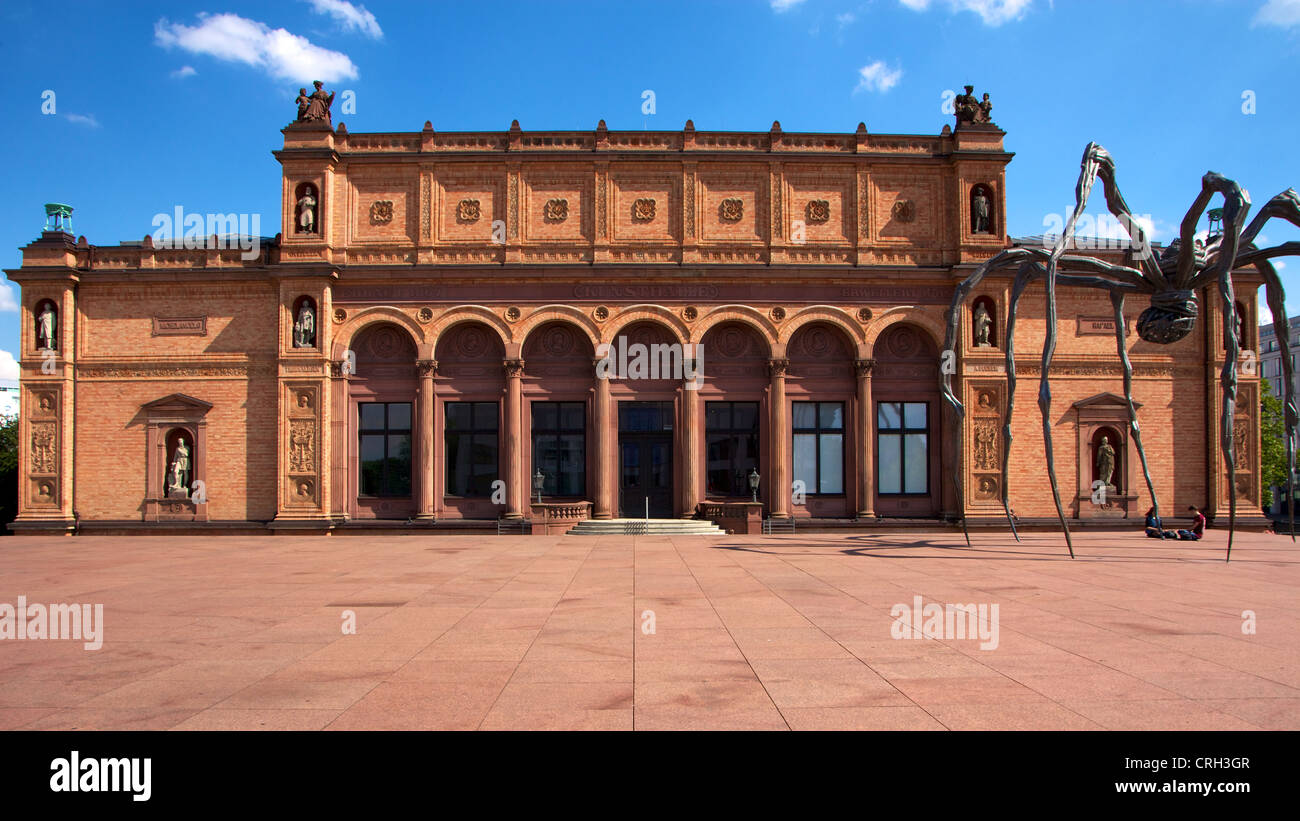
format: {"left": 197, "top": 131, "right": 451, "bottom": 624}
{"left": 971, "top": 295, "right": 997, "bottom": 348}
{"left": 1090, "top": 425, "right": 1124, "bottom": 494}
{"left": 970, "top": 183, "right": 995, "bottom": 235}
{"left": 33, "top": 298, "right": 58, "bottom": 352}
{"left": 292, "top": 295, "right": 318, "bottom": 349}
{"left": 294, "top": 182, "right": 319, "bottom": 235}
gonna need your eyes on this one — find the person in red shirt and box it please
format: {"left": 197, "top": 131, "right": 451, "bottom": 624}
{"left": 1178, "top": 506, "right": 1207, "bottom": 540}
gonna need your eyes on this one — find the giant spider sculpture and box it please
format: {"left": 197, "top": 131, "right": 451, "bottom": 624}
{"left": 941, "top": 143, "right": 1299, "bottom": 560}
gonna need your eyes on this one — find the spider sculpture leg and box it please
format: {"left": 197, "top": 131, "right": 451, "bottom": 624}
{"left": 1224, "top": 189, "right": 1300, "bottom": 545}
{"left": 1178, "top": 172, "right": 1251, "bottom": 560}
{"left": 1038, "top": 144, "right": 1174, "bottom": 557}
{"left": 996, "top": 262, "right": 1045, "bottom": 542}
{"left": 1109, "top": 290, "right": 1162, "bottom": 525}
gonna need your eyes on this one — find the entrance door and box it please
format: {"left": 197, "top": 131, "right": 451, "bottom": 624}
{"left": 618, "top": 401, "right": 674, "bottom": 517}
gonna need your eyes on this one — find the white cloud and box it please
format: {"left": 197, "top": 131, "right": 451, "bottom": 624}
{"left": 1276, "top": 260, "right": 1288, "bottom": 270}
{"left": 0, "top": 284, "right": 17, "bottom": 313}
{"left": 0, "top": 350, "right": 18, "bottom": 388}
{"left": 855, "top": 60, "right": 903, "bottom": 93}
{"left": 307, "top": 0, "right": 383, "bottom": 39}
{"left": 170, "top": 65, "right": 197, "bottom": 79}
{"left": 836, "top": 12, "right": 857, "bottom": 25}
{"left": 64, "top": 113, "right": 100, "bottom": 128}
{"left": 899, "top": 0, "right": 1033, "bottom": 26}
{"left": 1255, "top": 0, "right": 1300, "bottom": 27}
{"left": 771, "top": 0, "right": 808, "bottom": 12}
{"left": 154, "top": 13, "right": 359, "bottom": 82}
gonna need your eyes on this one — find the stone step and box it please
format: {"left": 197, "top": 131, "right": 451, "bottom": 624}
{"left": 568, "top": 518, "right": 727, "bottom": 536}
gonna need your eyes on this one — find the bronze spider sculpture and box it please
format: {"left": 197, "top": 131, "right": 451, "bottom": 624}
{"left": 941, "top": 142, "right": 1299, "bottom": 560}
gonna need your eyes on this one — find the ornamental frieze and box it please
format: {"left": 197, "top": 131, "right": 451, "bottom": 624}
{"left": 289, "top": 419, "right": 316, "bottom": 473}
{"left": 30, "top": 422, "right": 56, "bottom": 474}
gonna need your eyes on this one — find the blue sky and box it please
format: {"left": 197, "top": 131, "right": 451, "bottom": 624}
{"left": 2, "top": 0, "right": 1299, "bottom": 387}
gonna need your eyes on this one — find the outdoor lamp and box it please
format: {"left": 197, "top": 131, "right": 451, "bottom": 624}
{"left": 533, "top": 468, "right": 545, "bottom": 504}
{"left": 748, "top": 468, "right": 760, "bottom": 502}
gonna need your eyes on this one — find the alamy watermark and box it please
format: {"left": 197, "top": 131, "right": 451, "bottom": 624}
{"left": 890, "top": 595, "right": 999, "bottom": 650}
{"left": 0, "top": 596, "right": 104, "bottom": 650}
{"left": 595, "top": 338, "right": 704, "bottom": 389}
{"left": 151, "top": 206, "right": 262, "bottom": 260}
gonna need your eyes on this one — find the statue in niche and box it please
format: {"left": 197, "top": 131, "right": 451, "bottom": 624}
{"left": 973, "top": 303, "right": 993, "bottom": 347}
{"left": 167, "top": 437, "right": 191, "bottom": 498}
{"left": 1096, "top": 435, "right": 1116, "bottom": 489}
{"left": 37, "top": 303, "right": 56, "bottom": 350}
{"left": 294, "top": 301, "right": 317, "bottom": 348}
{"left": 296, "top": 187, "right": 317, "bottom": 234}
{"left": 972, "top": 188, "right": 991, "bottom": 234}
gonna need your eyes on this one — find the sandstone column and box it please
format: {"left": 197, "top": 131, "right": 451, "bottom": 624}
{"left": 592, "top": 357, "right": 613, "bottom": 519}
{"left": 680, "top": 368, "right": 700, "bottom": 518}
{"left": 504, "top": 358, "right": 525, "bottom": 519}
{"left": 856, "top": 358, "right": 875, "bottom": 518}
{"left": 769, "top": 358, "right": 790, "bottom": 518}
{"left": 416, "top": 359, "right": 436, "bottom": 519}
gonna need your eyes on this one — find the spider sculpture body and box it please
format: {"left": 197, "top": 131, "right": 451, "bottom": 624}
{"left": 941, "top": 143, "right": 1299, "bottom": 560}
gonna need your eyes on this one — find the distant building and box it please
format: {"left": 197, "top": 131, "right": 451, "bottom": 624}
{"left": 1260, "top": 316, "right": 1300, "bottom": 401}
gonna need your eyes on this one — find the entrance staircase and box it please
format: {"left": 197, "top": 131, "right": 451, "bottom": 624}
{"left": 568, "top": 518, "right": 726, "bottom": 536}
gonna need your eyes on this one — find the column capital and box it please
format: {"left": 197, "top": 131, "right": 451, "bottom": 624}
{"left": 416, "top": 359, "right": 438, "bottom": 378}
{"left": 854, "top": 358, "right": 875, "bottom": 377}
{"left": 768, "top": 358, "right": 789, "bottom": 378}
{"left": 504, "top": 358, "right": 525, "bottom": 378}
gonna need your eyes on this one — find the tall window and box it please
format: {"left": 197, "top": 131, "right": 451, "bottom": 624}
{"left": 532, "top": 401, "right": 585, "bottom": 496}
{"left": 446, "top": 401, "right": 498, "bottom": 497}
{"left": 706, "top": 401, "right": 759, "bottom": 497}
{"left": 359, "top": 402, "right": 412, "bottom": 497}
{"left": 793, "top": 401, "right": 844, "bottom": 495}
{"left": 878, "top": 402, "right": 928, "bottom": 495}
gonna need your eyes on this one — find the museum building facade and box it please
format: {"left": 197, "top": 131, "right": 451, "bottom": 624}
{"left": 6, "top": 106, "right": 1267, "bottom": 533}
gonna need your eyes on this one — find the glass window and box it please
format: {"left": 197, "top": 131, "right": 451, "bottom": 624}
{"left": 446, "top": 401, "right": 498, "bottom": 497}
{"left": 532, "top": 401, "right": 586, "bottom": 497}
{"left": 358, "top": 402, "right": 412, "bottom": 497}
{"left": 792, "top": 401, "right": 845, "bottom": 495}
{"left": 706, "top": 401, "right": 760, "bottom": 497}
{"left": 877, "top": 401, "right": 929, "bottom": 496}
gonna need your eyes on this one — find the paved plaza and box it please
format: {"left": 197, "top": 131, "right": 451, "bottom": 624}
{"left": 0, "top": 530, "right": 1296, "bottom": 730}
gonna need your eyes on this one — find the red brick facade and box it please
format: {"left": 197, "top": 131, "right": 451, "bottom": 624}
{"left": 5, "top": 117, "right": 1264, "bottom": 533}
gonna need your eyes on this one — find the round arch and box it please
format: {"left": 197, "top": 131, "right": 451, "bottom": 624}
{"left": 779, "top": 305, "right": 866, "bottom": 355}
{"left": 515, "top": 305, "right": 601, "bottom": 351}
{"left": 427, "top": 306, "right": 512, "bottom": 355}
{"left": 865, "top": 308, "right": 946, "bottom": 354}
{"left": 601, "top": 305, "right": 689, "bottom": 346}
{"left": 692, "top": 305, "right": 778, "bottom": 351}
{"left": 332, "top": 306, "right": 426, "bottom": 360}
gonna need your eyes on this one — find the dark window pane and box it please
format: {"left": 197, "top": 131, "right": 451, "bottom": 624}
{"left": 732, "top": 403, "right": 758, "bottom": 431}
{"left": 532, "top": 402, "right": 557, "bottom": 431}
{"left": 388, "top": 403, "right": 411, "bottom": 431}
{"left": 705, "top": 403, "right": 731, "bottom": 430}
{"left": 359, "top": 434, "right": 385, "bottom": 495}
{"left": 445, "top": 402, "right": 471, "bottom": 431}
{"left": 560, "top": 403, "right": 585, "bottom": 431}
{"left": 360, "top": 403, "right": 385, "bottom": 430}
{"left": 474, "top": 402, "right": 498, "bottom": 431}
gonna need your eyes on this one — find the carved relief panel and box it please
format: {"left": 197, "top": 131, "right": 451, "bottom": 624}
{"left": 697, "top": 164, "right": 765, "bottom": 244}
{"left": 784, "top": 165, "right": 854, "bottom": 245}
{"left": 284, "top": 384, "right": 322, "bottom": 510}
{"left": 436, "top": 165, "right": 505, "bottom": 243}
{"left": 966, "top": 382, "right": 1004, "bottom": 508}
{"left": 26, "top": 387, "right": 59, "bottom": 509}
{"left": 350, "top": 167, "right": 416, "bottom": 244}
{"left": 872, "top": 175, "right": 939, "bottom": 245}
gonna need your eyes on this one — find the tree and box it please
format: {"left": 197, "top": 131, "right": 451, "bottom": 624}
{"left": 1259, "top": 380, "right": 1288, "bottom": 511}
{"left": 0, "top": 413, "right": 17, "bottom": 532}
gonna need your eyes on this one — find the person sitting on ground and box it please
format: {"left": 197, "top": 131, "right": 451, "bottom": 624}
{"left": 1144, "top": 507, "right": 1176, "bottom": 539}
{"left": 1177, "top": 505, "right": 1207, "bottom": 540}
